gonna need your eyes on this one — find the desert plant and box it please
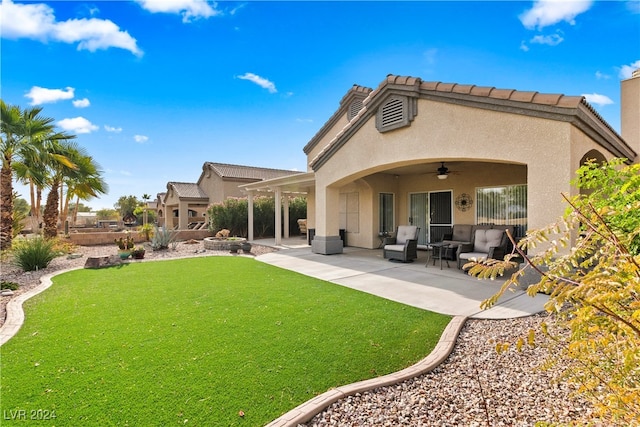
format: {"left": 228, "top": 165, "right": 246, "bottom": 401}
{"left": 138, "top": 223, "right": 154, "bottom": 241}
{"left": 12, "top": 236, "right": 58, "bottom": 271}
{"left": 150, "top": 225, "right": 178, "bottom": 250}
{"left": 466, "top": 158, "right": 640, "bottom": 423}
{"left": 1, "top": 280, "right": 19, "bottom": 290}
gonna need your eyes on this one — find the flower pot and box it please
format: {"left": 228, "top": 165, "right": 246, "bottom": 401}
{"left": 241, "top": 242, "right": 252, "bottom": 253}
{"left": 132, "top": 250, "right": 146, "bottom": 259}
{"left": 229, "top": 242, "right": 241, "bottom": 253}
{"left": 118, "top": 250, "right": 131, "bottom": 260}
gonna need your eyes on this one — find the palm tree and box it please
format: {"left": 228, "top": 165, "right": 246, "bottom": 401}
{"left": 42, "top": 140, "right": 83, "bottom": 238}
{"left": 63, "top": 154, "right": 108, "bottom": 226}
{"left": 0, "top": 101, "right": 60, "bottom": 249}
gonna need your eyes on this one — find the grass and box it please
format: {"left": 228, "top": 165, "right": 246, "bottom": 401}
{"left": 1, "top": 257, "right": 451, "bottom": 426}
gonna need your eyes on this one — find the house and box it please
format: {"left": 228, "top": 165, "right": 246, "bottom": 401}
{"left": 158, "top": 162, "right": 303, "bottom": 229}
{"left": 242, "top": 71, "right": 639, "bottom": 254}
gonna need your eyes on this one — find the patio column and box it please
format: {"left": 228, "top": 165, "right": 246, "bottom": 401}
{"left": 311, "top": 185, "right": 343, "bottom": 255}
{"left": 283, "top": 195, "right": 290, "bottom": 239}
{"left": 178, "top": 201, "right": 189, "bottom": 230}
{"left": 274, "top": 187, "right": 282, "bottom": 246}
{"left": 247, "top": 191, "right": 254, "bottom": 241}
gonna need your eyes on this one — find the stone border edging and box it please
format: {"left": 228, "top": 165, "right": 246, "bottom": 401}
{"left": 0, "top": 267, "right": 79, "bottom": 347}
{"left": 265, "top": 315, "right": 468, "bottom": 427}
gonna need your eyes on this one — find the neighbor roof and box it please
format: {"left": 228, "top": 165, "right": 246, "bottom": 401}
{"left": 166, "top": 182, "right": 208, "bottom": 199}
{"left": 202, "top": 162, "right": 303, "bottom": 181}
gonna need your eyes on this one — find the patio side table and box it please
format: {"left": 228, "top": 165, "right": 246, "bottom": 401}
{"left": 426, "top": 242, "right": 451, "bottom": 270}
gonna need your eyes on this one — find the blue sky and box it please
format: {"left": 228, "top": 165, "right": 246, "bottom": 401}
{"left": 2, "top": 0, "right": 639, "bottom": 210}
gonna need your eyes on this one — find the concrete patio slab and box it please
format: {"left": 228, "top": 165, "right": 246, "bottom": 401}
{"left": 256, "top": 246, "right": 548, "bottom": 319}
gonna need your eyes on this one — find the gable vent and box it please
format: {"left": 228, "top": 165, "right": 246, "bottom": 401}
{"left": 348, "top": 99, "right": 364, "bottom": 121}
{"left": 380, "top": 98, "right": 404, "bottom": 127}
{"left": 375, "top": 95, "right": 417, "bottom": 132}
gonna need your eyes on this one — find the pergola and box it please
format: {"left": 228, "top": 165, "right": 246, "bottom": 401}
{"left": 239, "top": 172, "right": 315, "bottom": 245}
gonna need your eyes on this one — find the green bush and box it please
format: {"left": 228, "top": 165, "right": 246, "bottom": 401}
{"left": 207, "top": 196, "right": 307, "bottom": 238}
{"left": 1, "top": 281, "right": 19, "bottom": 290}
{"left": 12, "top": 237, "right": 58, "bottom": 272}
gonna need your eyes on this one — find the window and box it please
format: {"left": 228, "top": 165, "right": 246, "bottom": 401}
{"left": 476, "top": 185, "right": 527, "bottom": 238}
{"left": 379, "top": 193, "right": 394, "bottom": 233}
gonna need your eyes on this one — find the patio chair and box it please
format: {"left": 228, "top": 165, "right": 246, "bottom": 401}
{"left": 383, "top": 225, "right": 420, "bottom": 262}
{"left": 456, "top": 226, "right": 513, "bottom": 269}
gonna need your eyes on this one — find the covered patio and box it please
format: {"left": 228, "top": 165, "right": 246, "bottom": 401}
{"left": 252, "top": 240, "right": 548, "bottom": 319}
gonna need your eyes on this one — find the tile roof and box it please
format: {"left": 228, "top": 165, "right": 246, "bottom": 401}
{"left": 307, "top": 74, "right": 632, "bottom": 170}
{"left": 203, "top": 162, "right": 303, "bottom": 181}
{"left": 167, "top": 182, "right": 208, "bottom": 199}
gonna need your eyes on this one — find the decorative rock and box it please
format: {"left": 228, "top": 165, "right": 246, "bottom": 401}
{"left": 67, "top": 253, "right": 83, "bottom": 259}
{"left": 1, "top": 290, "right": 14, "bottom": 296}
{"left": 84, "top": 255, "right": 122, "bottom": 269}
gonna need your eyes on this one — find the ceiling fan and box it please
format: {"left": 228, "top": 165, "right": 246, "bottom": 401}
{"left": 434, "top": 162, "right": 460, "bottom": 180}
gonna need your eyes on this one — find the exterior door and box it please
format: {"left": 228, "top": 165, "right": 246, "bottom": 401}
{"left": 409, "top": 193, "right": 428, "bottom": 245}
{"left": 429, "top": 191, "right": 453, "bottom": 243}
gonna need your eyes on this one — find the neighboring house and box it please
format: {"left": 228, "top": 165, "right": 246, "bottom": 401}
{"left": 159, "top": 162, "right": 302, "bottom": 229}
{"left": 242, "top": 71, "right": 639, "bottom": 254}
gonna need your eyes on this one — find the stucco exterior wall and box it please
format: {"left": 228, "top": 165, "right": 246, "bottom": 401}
{"left": 313, "top": 98, "right": 575, "bottom": 250}
{"left": 305, "top": 114, "right": 350, "bottom": 171}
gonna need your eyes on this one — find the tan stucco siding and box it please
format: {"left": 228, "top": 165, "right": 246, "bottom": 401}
{"left": 306, "top": 114, "right": 351, "bottom": 171}
{"left": 310, "top": 98, "right": 586, "bottom": 250}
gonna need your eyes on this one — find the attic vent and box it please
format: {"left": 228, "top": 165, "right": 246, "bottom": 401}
{"left": 375, "top": 96, "right": 417, "bottom": 132}
{"left": 381, "top": 98, "right": 403, "bottom": 127}
{"left": 348, "top": 99, "right": 364, "bottom": 121}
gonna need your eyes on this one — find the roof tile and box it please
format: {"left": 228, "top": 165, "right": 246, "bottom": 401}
{"left": 489, "top": 88, "right": 516, "bottom": 100}
{"left": 452, "top": 84, "right": 475, "bottom": 94}
{"left": 509, "top": 91, "right": 538, "bottom": 103}
{"left": 469, "top": 86, "right": 495, "bottom": 97}
{"left": 532, "top": 93, "right": 563, "bottom": 105}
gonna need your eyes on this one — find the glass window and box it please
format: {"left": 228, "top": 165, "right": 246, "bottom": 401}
{"left": 379, "top": 193, "right": 394, "bottom": 233}
{"left": 476, "top": 185, "right": 527, "bottom": 238}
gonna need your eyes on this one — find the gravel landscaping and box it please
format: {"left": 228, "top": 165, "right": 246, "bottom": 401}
{"left": 1, "top": 241, "right": 598, "bottom": 426}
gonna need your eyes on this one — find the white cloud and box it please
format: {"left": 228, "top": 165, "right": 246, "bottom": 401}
{"left": 626, "top": 0, "right": 640, "bottom": 14}
{"left": 619, "top": 60, "right": 640, "bottom": 79}
{"left": 104, "top": 125, "right": 122, "bottom": 133}
{"left": 136, "top": 0, "right": 221, "bottom": 23}
{"left": 0, "top": 0, "right": 142, "bottom": 56}
{"left": 519, "top": 41, "right": 530, "bottom": 52}
{"left": 134, "top": 135, "right": 149, "bottom": 143}
{"left": 237, "top": 72, "right": 277, "bottom": 93}
{"left": 582, "top": 93, "right": 614, "bottom": 107}
{"left": 520, "top": 0, "right": 593, "bottom": 30}
{"left": 530, "top": 33, "right": 564, "bottom": 46}
{"left": 73, "top": 98, "right": 90, "bottom": 108}
{"left": 595, "top": 71, "right": 611, "bottom": 80}
{"left": 25, "top": 86, "right": 74, "bottom": 105}
{"left": 57, "top": 117, "right": 99, "bottom": 134}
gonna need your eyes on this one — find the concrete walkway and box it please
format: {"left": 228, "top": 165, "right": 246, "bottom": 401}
{"left": 255, "top": 244, "right": 548, "bottom": 319}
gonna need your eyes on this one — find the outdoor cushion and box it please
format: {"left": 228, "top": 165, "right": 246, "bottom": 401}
{"left": 473, "top": 229, "right": 503, "bottom": 253}
{"left": 395, "top": 225, "right": 418, "bottom": 245}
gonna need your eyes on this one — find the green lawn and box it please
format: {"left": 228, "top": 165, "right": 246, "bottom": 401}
{"left": 1, "top": 257, "right": 451, "bottom": 426}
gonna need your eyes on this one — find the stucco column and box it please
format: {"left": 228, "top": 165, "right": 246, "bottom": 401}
{"left": 311, "top": 184, "right": 343, "bottom": 254}
{"left": 527, "top": 162, "right": 573, "bottom": 255}
{"left": 283, "top": 195, "right": 290, "bottom": 239}
{"left": 274, "top": 187, "right": 282, "bottom": 246}
{"left": 178, "top": 201, "right": 189, "bottom": 230}
{"left": 247, "top": 191, "right": 254, "bottom": 241}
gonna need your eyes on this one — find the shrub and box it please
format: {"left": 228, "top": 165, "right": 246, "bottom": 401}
{"left": 207, "top": 196, "right": 307, "bottom": 238}
{"left": 12, "top": 236, "right": 58, "bottom": 272}
{"left": 151, "top": 225, "right": 178, "bottom": 250}
{"left": 138, "top": 223, "right": 154, "bottom": 241}
{"left": 467, "top": 158, "right": 640, "bottom": 423}
{"left": 1, "top": 281, "right": 19, "bottom": 290}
